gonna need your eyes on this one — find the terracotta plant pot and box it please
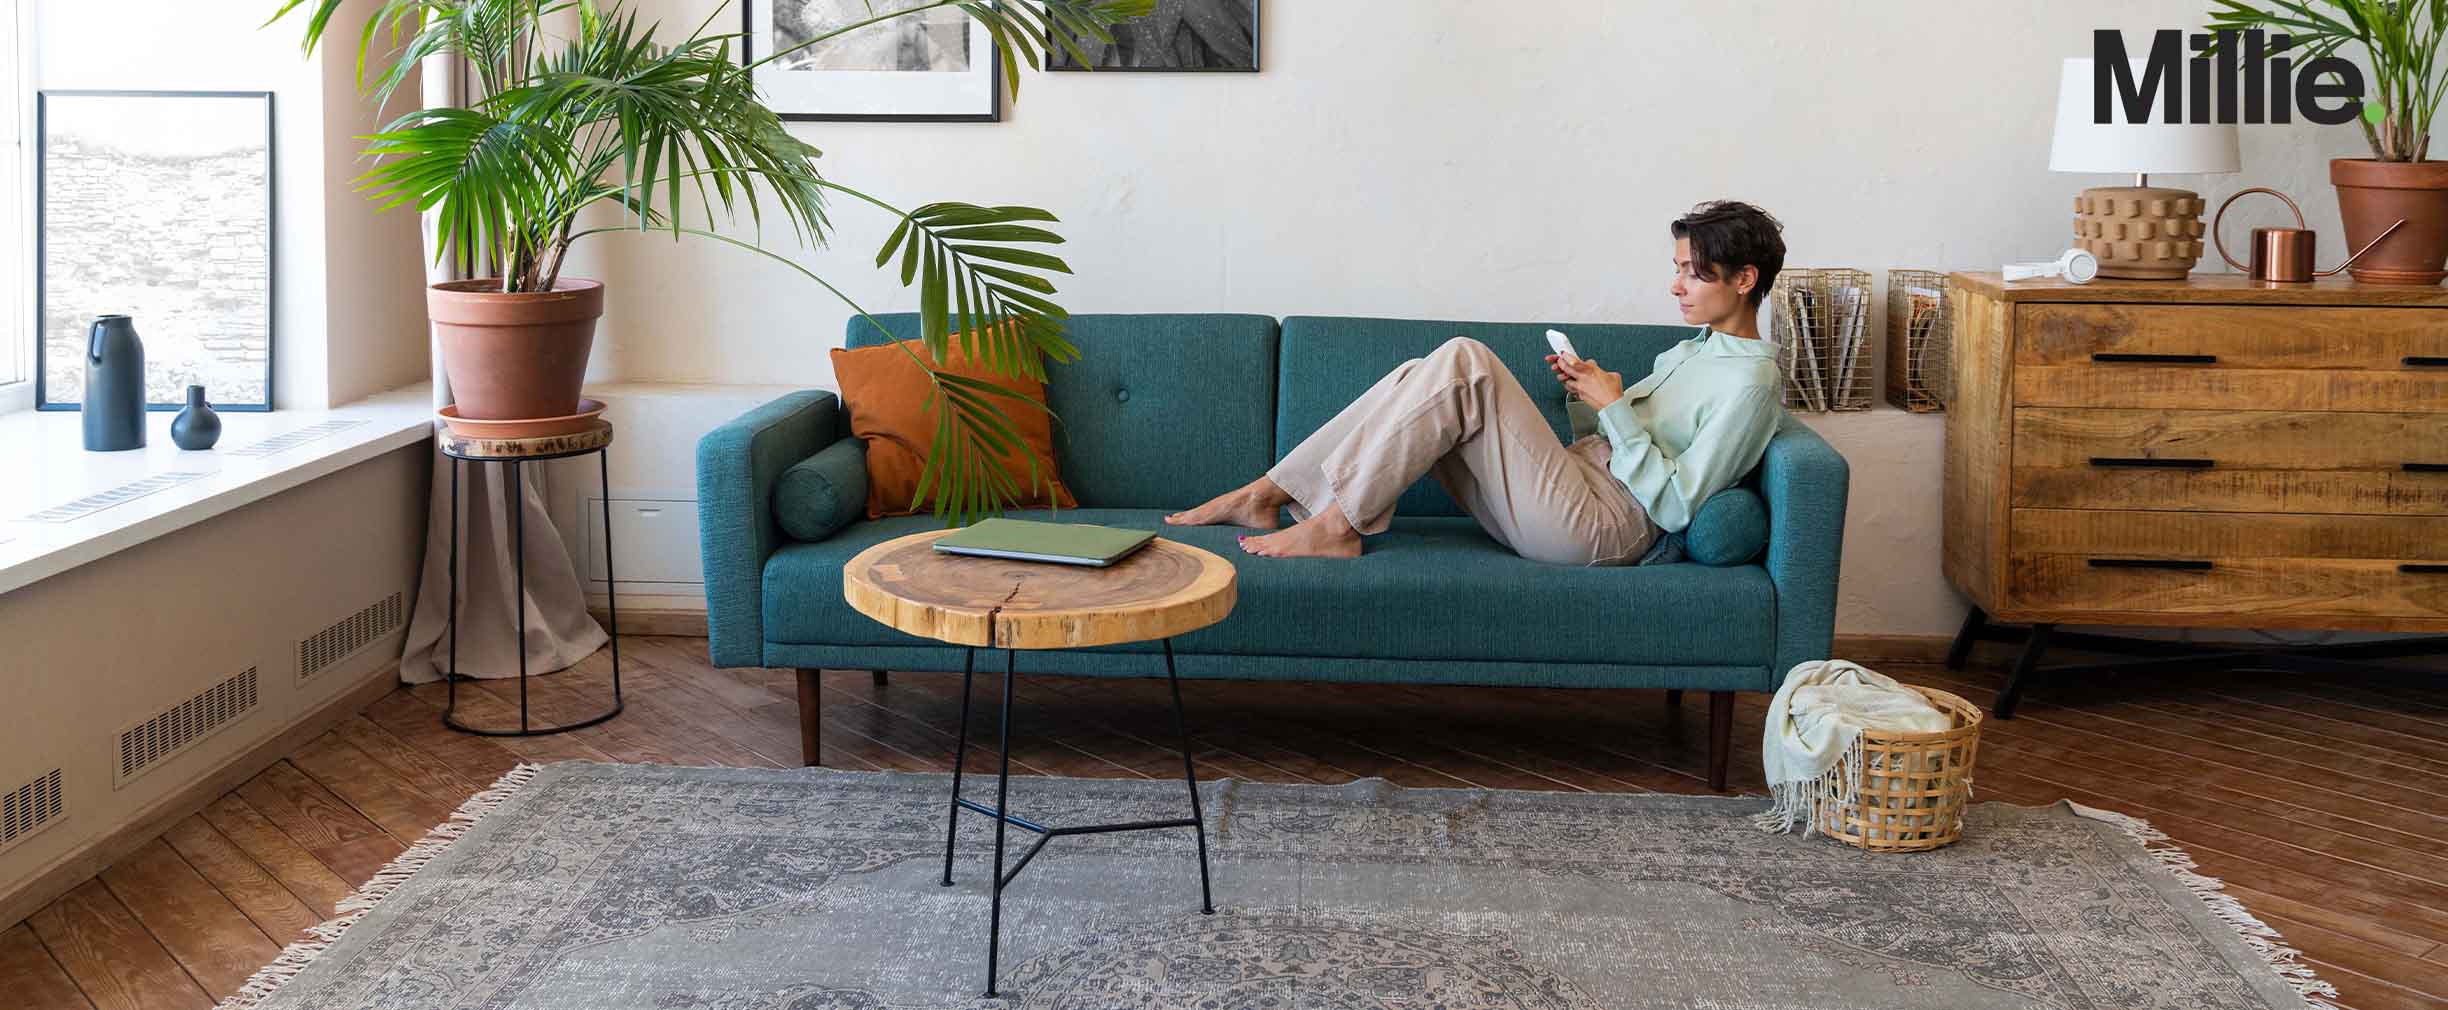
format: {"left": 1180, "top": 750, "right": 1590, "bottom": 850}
{"left": 428, "top": 278, "right": 605, "bottom": 419}
{"left": 2331, "top": 159, "right": 2448, "bottom": 286}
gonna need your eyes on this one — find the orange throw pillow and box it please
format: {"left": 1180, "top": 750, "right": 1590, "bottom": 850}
{"left": 830, "top": 336, "right": 1077, "bottom": 518}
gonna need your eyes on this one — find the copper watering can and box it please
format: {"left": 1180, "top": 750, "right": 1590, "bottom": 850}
{"left": 2213, "top": 187, "right": 2404, "bottom": 284}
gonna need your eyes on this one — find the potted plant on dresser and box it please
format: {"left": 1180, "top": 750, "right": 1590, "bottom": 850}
{"left": 2212, "top": 0, "right": 2448, "bottom": 285}
{"left": 273, "top": 0, "right": 1143, "bottom": 515}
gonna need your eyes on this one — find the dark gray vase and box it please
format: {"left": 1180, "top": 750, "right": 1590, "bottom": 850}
{"left": 82, "top": 315, "right": 146, "bottom": 452}
{"left": 171, "top": 385, "right": 221, "bottom": 450}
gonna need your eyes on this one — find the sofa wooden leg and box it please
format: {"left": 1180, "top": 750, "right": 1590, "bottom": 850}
{"left": 1707, "top": 691, "right": 1734, "bottom": 792}
{"left": 1664, "top": 689, "right": 1683, "bottom": 709}
{"left": 797, "top": 668, "right": 823, "bottom": 767}
{"left": 871, "top": 669, "right": 890, "bottom": 687}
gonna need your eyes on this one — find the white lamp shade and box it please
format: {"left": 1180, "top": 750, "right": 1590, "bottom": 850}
{"left": 2049, "top": 57, "right": 2240, "bottom": 175}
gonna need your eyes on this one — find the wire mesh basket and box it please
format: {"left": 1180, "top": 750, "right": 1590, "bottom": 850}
{"left": 1884, "top": 270, "right": 1952, "bottom": 413}
{"left": 1768, "top": 268, "right": 1874, "bottom": 412}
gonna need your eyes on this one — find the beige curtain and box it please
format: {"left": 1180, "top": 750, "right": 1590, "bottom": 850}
{"left": 397, "top": 49, "right": 607, "bottom": 685}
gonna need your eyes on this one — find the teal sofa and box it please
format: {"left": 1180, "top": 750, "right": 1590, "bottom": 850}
{"left": 697, "top": 314, "right": 1851, "bottom": 790}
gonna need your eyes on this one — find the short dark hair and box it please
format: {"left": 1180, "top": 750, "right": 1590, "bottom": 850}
{"left": 1670, "top": 201, "right": 1785, "bottom": 308}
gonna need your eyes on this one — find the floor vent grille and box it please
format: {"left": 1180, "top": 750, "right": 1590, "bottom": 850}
{"left": 228, "top": 419, "right": 370, "bottom": 459}
{"left": 22, "top": 472, "right": 210, "bottom": 523}
{"left": 0, "top": 769, "right": 64, "bottom": 855}
{"left": 116, "top": 668, "right": 259, "bottom": 788}
{"left": 300, "top": 592, "right": 406, "bottom": 682}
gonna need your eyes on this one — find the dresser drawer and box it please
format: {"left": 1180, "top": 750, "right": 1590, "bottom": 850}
{"left": 2011, "top": 407, "right": 2448, "bottom": 514}
{"left": 2007, "top": 508, "right": 2448, "bottom": 619}
{"left": 2013, "top": 304, "right": 2448, "bottom": 410}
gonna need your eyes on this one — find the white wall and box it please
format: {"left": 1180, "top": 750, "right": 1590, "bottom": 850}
{"left": 567, "top": 1, "right": 2356, "bottom": 638}
{"left": 34, "top": 0, "right": 427, "bottom": 410}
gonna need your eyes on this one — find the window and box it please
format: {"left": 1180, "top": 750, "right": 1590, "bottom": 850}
{"left": 0, "top": 0, "right": 28, "bottom": 413}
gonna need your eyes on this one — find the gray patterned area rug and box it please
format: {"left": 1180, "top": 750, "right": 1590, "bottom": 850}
{"left": 218, "top": 763, "right": 2331, "bottom": 1010}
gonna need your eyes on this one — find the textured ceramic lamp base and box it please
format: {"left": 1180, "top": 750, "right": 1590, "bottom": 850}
{"left": 2073, "top": 186, "right": 2207, "bottom": 280}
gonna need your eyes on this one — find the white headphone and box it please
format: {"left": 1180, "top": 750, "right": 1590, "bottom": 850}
{"left": 2003, "top": 248, "right": 2100, "bottom": 285}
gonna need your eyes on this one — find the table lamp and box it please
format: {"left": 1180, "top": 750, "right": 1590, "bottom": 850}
{"left": 2048, "top": 57, "right": 2241, "bottom": 279}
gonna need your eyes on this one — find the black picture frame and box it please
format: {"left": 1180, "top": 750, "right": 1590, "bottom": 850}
{"left": 1046, "top": 0, "right": 1259, "bottom": 73}
{"left": 743, "top": 2, "right": 1004, "bottom": 123}
{"left": 35, "top": 90, "right": 276, "bottom": 412}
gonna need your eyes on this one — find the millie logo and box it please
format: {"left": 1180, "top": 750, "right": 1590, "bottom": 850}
{"left": 2094, "top": 29, "right": 2371, "bottom": 126}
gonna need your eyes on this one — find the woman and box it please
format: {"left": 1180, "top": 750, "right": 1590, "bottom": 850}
{"left": 1166, "top": 200, "right": 1789, "bottom": 565}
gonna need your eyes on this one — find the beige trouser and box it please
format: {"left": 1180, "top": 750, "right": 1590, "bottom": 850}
{"left": 1267, "top": 337, "right": 1660, "bottom": 566}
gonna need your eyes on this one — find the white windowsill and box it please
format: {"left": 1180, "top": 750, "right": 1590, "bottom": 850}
{"left": 0, "top": 384, "right": 436, "bottom": 596}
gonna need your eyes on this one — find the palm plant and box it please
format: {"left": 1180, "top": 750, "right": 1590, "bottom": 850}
{"left": 272, "top": 0, "right": 1151, "bottom": 522}
{"left": 2208, "top": 0, "right": 2446, "bottom": 161}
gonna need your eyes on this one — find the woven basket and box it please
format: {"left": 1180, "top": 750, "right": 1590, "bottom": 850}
{"left": 1815, "top": 685, "right": 1983, "bottom": 852}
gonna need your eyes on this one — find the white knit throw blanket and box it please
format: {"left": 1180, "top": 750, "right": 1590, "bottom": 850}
{"left": 1754, "top": 659, "right": 1954, "bottom": 836}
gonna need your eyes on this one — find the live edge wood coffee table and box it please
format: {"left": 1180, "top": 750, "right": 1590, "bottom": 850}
{"left": 842, "top": 528, "right": 1237, "bottom": 998}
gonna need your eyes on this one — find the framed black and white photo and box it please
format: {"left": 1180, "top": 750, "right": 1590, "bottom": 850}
{"left": 745, "top": 0, "right": 1001, "bottom": 122}
{"left": 1048, "top": 0, "right": 1258, "bottom": 72}
{"left": 37, "top": 91, "right": 275, "bottom": 412}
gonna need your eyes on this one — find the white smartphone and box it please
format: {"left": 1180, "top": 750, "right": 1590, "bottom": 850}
{"left": 1544, "top": 328, "right": 1581, "bottom": 363}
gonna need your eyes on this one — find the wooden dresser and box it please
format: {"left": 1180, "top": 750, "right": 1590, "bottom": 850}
{"left": 1941, "top": 272, "right": 2448, "bottom": 715}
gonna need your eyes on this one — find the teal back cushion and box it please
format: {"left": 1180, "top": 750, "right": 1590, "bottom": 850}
{"left": 847, "top": 313, "right": 1281, "bottom": 509}
{"left": 1686, "top": 487, "right": 1771, "bottom": 565}
{"left": 1276, "top": 317, "right": 1700, "bottom": 516}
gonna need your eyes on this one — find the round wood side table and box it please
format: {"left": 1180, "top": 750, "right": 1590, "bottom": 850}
{"left": 438, "top": 420, "right": 624, "bottom": 737}
{"left": 841, "top": 528, "right": 1236, "bottom": 998}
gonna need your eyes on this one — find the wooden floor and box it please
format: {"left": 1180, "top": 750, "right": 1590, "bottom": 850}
{"left": 5, "top": 635, "right": 2444, "bottom": 1010}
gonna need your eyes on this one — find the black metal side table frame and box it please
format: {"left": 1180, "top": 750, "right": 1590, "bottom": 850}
{"left": 938, "top": 638, "right": 1215, "bottom": 999}
{"left": 440, "top": 438, "right": 624, "bottom": 736}
{"left": 1947, "top": 604, "right": 2448, "bottom": 719}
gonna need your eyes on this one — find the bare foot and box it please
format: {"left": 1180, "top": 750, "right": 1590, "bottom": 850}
{"left": 1238, "top": 511, "right": 1362, "bottom": 559}
{"left": 1165, "top": 479, "right": 1287, "bottom": 529}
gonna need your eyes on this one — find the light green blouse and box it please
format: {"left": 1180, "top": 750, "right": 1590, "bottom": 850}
{"left": 1589, "top": 327, "right": 1785, "bottom": 535}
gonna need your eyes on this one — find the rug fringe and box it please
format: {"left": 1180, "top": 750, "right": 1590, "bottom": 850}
{"left": 2067, "top": 801, "right": 2340, "bottom": 1010}
{"left": 210, "top": 762, "right": 547, "bottom": 1010}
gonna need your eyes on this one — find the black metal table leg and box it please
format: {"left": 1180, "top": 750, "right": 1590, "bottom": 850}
{"left": 955, "top": 639, "right": 1219, "bottom": 999}
{"left": 1945, "top": 605, "right": 1987, "bottom": 671}
{"left": 441, "top": 445, "right": 624, "bottom": 737}
{"left": 446, "top": 457, "right": 460, "bottom": 714}
{"left": 1994, "top": 622, "right": 2056, "bottom": 719}
{"left": 513, "top": 458, "right": 529, "bottom": 732}
{"left": 985, "top": 648, "right": 1015, "bottom": 999}
{"left": 1165, "top": 639, "right": 1216, "bottom": 916}
{"left": 942, "top": 647, "right": 975, "bottom": 887}
{"left": 600, "top": 450, "right": 621, "bottom": 701}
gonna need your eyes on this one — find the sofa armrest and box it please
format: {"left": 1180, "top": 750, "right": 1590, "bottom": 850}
{"left": 697, "top": 390, "right": 846, "bottom": 667}
{"left": 1757, "top": 414, "right": 1851, "bottom": 688}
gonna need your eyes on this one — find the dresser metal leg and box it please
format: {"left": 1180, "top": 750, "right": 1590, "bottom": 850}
{"left": 1945, "top": 606, "right": 1988, "bottom": 671}
{"left": 872, "top": 669, "right": 890, "bottom": 687}
{"left": 1995, "top": 623, "right": 2056, "bottom": 719}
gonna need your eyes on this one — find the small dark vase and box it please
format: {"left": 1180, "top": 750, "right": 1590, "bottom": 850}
{"left": 171, "top": 385, "right": 222, "bottom": 450}
{"left": 82, "top": 315, "right": 146, "bottom": 452}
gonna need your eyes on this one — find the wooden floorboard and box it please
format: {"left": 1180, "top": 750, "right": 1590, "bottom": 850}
{"left": 0, "top": 922, "right": 97, "bottom": 1010}
{"left": 6, "top": 634, "right": 2442, "bottom": 1009}
{"left": 95, "top": 839, "right": 279, "bottom": 1001}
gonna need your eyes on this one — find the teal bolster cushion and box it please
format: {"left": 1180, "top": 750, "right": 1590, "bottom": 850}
{"left": 1685, "top": 487, "right": 1770, "bottom": 566}
{"left": 773, "top": 439, "right": 869, "bottom": 542}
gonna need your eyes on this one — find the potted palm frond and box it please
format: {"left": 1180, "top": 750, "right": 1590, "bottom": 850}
{"left": 2211, "top": 0, "right": 2448, "bottom": 284}
{"left": 274, "top": 0, "right": 1146, "bottom": 516}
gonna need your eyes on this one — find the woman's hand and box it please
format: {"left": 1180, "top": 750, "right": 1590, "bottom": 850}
{"left": 1547, "top": 354, "right": 1626, "bottom": 409}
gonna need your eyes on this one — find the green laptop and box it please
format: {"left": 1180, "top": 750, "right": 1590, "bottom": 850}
{"left": 932, "top": 517, "right": 1158, "bottom": 567}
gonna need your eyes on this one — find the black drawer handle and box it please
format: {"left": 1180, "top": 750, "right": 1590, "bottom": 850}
{"left": 2088, "top": 557, "right": 2215, "bottom": 571}
{"left": 2091, "top": 457, "right": 2215, "bottom": 469}
{"left": 2405, "top": 564, "right": 2448, "bottom": 574}
{"left": 2093, "top": 352, "right": 2218, "bottom": 364}
{"left": 2405, "top": 356, "right": 2448, "bottom": 367}
{"left": 2407, "top": 463, "right": 2448, "bottom": 472}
